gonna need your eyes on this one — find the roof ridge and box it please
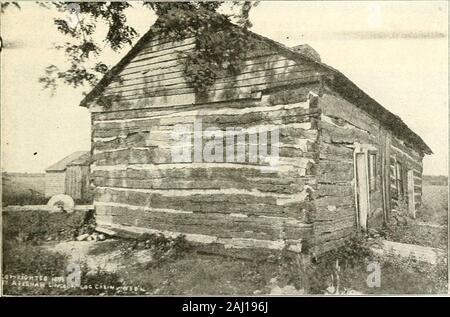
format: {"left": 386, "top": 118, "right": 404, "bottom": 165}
{"left": 45, "top": 151, "right": 90, "bottom": 172}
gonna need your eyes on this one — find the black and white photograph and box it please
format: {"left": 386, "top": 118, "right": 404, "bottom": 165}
{"left": 0, "top": 1, "right": 448, "bottom": 299}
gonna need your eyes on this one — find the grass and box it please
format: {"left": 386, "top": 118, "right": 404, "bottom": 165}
{"left": 3, "top": 224, "right": 447, "bottom": 295}
{"left": 330, "top": 254, "right": 447, "bottom": 294}
{"left": 2, "top": 240, "right": 145, "bottom": 295}
{"left": 102, "top": 235, "right": 448, "bottom": 295}
{"left": 382, "top": 185, "right": 448, "bottom": 249}
{"left": 2, "top": 209, "right": 95, "bottom": 242}
{"left": 419, "top": 185, "right": 448, "bottom": 225}
{"left": 383, "top": 223, "right": 447, "bottom": 249}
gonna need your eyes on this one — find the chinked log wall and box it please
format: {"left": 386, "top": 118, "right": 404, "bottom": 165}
{"left": 315, "top": 91, "right": 385, "bottom": 254}
{"left": 90, "top": 36, "right": 327, "bottom": 254}
{"left": 389, "top": 135, "right": 424, "bottom": 208}
{"left": 314, "top": 90, "right": 424, "bottom": 254}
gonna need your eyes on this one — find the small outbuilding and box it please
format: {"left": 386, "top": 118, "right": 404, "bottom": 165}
{"left": 45, "top": 151, "right": 91, "bottom": 201}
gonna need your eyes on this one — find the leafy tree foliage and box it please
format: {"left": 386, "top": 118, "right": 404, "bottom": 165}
{"left": 0, "top": 2, "right": 20, "bottom": 13}
{"left": 23, "top": 1, "right": 259, "bottom": 94}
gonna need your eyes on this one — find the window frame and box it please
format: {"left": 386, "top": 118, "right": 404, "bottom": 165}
{"left": 368, "top": 152, "right": 377, "bottom": 192}
{"left": 395, "top": 161, "right": 404, "bottom": 199}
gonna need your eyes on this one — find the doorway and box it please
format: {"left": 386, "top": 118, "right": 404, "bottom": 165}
{"left": 355, "top": 151, "right": 370, "bottom": 231}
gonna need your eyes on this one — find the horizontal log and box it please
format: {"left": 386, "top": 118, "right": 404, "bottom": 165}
{"left": 108, "top": 59, "right": 304, "bottom": 92}
{"left": 93, "top": 130, "right": 316, "bottom": 153}
{"left": 115, "top": 64, "right": 184, "bottom": 84}
{"left": 390, "top": 147, "right": 423, "bottom": 172}
{"left": 90, "top": 92, "right": 197, "bottom": 112}
{"left": 390, "top": 136, "right": 423, "bottom": 161}
{"left": 314, "top": 195, "right": 354, "bottom": 208}
{"left": 94, "top": 185, "right": 315, "bottom": 212}
{"left": 118, "top": 58, "right": 185, "bottom": 77}
{"left": 130, "top": 41, "right": 196, "bottom": 64}
{"left": 314, "top": 227, "right": 354, "bottom": 243}
{"left": 95, "top": 220, "right": 307, "bottom": 253}
{"left": 91, "top": 101, "right": 261, "bottom": 121}
{"left": 316, "top": 184, "right": 353, "bottom": 197}
{"left": 93, "top": 107, "right": 318, "bottom": 132}
{"left": 314, "top": 206, "right": 355, "bottom": 222}
{"left": 93, "top": 108, "right": 319, "bottom": 138}
{"left": 115, "top": 52, "right": 289, "bottom": 82}
{"left": 313, "top": 215, "right": 356, "bottom": 234}
{"left": 105, "top": 64, "right": 316, "bottom": 97}
{"left": 108, "top": 72, "right": 189, "bottom": 94}
{"left": 103, "top": 70, "right": 321, "bottom": 103}
{"left": 320, "top": 93, "right": 380, "bottom": 135}
{"left": 122, "top": 52, "right": 189, "bottom": 75}
{"left": 319, "top": 142, "right": 354, "bottom": 160}
{"left": 104, "top": 70, "right": 318, "bottom": 120}
{"left": 93, "top": 99, "right": 312, "bottom": 125}
{"left": 95, "top": 204, "right": 312, "bottom": 241}
{"left": 109, "top": 56, "right": 299, "bottom": 93}
{"left": 317, "top": 160, "right": 354, "bottom": 183}
{"left": 92, "top": 176, "right": 312, "bottom": 194}
{"left": 91, "top": 164, "right": 316, "bottom": 194}
{"left": 320, "top": 121, "right": 377, "bottom": 146}
{"left": 92, "top": 73, "right": 320, "bottom": 112}
{"left": 91, "top": 144, "right": 316, "bottom": 170}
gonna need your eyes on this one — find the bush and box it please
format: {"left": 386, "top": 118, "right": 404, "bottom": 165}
{"left": 118, "top": 233, "right": 192, "bottom": 268}
{"left": 2, "top": 189, "right": 48, "bottom": 207}
{"left": 272, "top": 234, "right": 373, "bottom": 294}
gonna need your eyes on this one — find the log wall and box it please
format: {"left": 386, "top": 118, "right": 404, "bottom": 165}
{"left": 90, "top": 36, "right": 327, "bottom": 253}
{"left": 314, "top": 89, "right": 424, "bottom": 254}
{"left": 389, "top": 135, "right": 424, "bottom": 209}
{"left": 315, "top": 91, "right": 386, "bottom": 254}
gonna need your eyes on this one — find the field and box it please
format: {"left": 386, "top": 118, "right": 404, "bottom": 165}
{"left": 421, "top": 185, "right": 448, "bottom": 225}
{"left": 1, "top": 176, "right": 448, "bottom": 295}
{"left": 1, "top": 172, "right": 47, "bottom": 206}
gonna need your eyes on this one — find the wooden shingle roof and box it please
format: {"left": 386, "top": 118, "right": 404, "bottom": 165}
{"left": 45, "top": 151, "right": 90, "bottom": 172}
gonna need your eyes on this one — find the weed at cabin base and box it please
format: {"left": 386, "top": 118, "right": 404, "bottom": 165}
{"left": 3, "top": 209, "right": 96, "bottom": 243}
{"left": 117, "top": 233, "right": 193, "bottom": 269}
{"left": 272, "top": 233, "right": 448, "bottom": 294}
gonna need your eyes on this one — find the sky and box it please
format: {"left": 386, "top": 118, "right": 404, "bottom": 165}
{"left": 1, "top": 1, "right": 448, "bottom": 175}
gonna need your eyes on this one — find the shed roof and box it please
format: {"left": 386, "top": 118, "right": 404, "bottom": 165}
{"left": 79, "top": 17, "right": 432, "bottom": 155}
{"left": 45, "top": 151, "right": 90, "bottom": 172}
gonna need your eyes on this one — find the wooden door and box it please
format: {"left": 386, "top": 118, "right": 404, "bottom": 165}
{"left": 407, "top": 170, "right": 416, "bottom": 218}
{"left": 65, "top": 166, "right": 82, "bottom": 200}
{"left": 355, "top": 152, "right": 369, "bottom": 231}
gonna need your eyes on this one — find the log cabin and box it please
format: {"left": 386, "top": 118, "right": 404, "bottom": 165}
{"left": 80, "top": 21, "right": 432, "bottom": 257}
